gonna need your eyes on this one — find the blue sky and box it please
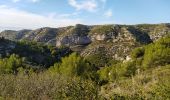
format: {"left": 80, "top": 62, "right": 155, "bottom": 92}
{"left": 0, "top": 0, "right": 170, "bottom": 31}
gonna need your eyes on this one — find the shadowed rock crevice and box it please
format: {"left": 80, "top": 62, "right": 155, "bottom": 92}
{"left": 127, "top": 26, "right": 152, "bottom": 44}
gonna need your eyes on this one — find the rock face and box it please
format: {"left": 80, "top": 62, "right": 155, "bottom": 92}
{"left": 0, "top": 30, "right": 17, "bottom": 40}
{"left": 56, "top": 35, "right": 91, "bottom": 47}
{"left": 23, "top": 27, "right": 58, "bottom": 45}
{"left": 56, "top": 24, "right": 91, "bottom": 47}
{"left": 0, "top": 23, "right": 170, "bottom": 60}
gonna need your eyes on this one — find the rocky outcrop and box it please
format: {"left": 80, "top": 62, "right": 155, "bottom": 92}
{"left": 23, "top": 27, "right": 57, "bottom": 44}
{"left": 56, "top": 35, "right": 91, "bottom": 47}
{"left": 0, "top": 30, "right": 18, "bottom": 40}
{"left": 150, "top": 32, "right": 169, "bottom": 41}
{"left": 135, "top": 24, "right": 170, "bottom": 42}
{"left": 0, "top": 23, "right": 170, "bottom": 60}
{"left": 56, "top": 24, "right": 91, "bottom": 47}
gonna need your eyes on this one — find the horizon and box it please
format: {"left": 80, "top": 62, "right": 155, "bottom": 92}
{"left": 0, "top": 0, "right": 170, "bottom": 31}
{"left": 1, "top": 23, "right": 170, "bottom": 32}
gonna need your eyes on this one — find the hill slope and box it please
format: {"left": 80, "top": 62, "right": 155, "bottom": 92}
{"left": 1, "top": 23, "right": 170, "bottom": 64}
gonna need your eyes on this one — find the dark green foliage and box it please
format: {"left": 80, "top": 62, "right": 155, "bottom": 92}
{"left": 97, "top": 63, "right": 128, "bottom": 84}
{"left": 129, "top": 37, "right": 170, "bottom": 69}
{"left": 12, "top": 40, "right": 72, "bottom": 67}
{"left": 85, "top": 51, "right": 111, "bottom": 68}
{"left": 143, "top": 37, "right": 170, "bottom": 68}
{"left": 50, "top": 53, "right": 97, "bottom": 79}
{"left": 0, "top": 54, "right": 23, "bottom": 74}
{"left": 97, "top": 67, "right": 110, "bottom": 85}
{"left": 13, "top": 41, "right": 55, "bottom": 67}
{"left": 124, "top": 61, "right": 137, "bottom": 77}
{"left": 131, "top": 47, "right": 145, "bottom": 59}
{"left": 90, "top": 25, "right": 114, "bottom": 34}
{"left": 71, "top": 24, "right": 89, "bottom": 36}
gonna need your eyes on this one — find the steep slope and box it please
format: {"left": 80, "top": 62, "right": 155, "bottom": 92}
{"left": 56, "top": 24, "right": 91, "bottom": 47}
{"left": 22, "top": 27, "right": 58, "bottom": 45}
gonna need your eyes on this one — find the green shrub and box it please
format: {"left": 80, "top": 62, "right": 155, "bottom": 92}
{"left": 97, "top": 63, "right": 129, "bottom": 84}
{"left": 50, "top": 53, "right": 97, "bottom": 79}
{"left": 97, "top": 66, "right": 110, "bottom": 85}
{"left": 0, "top": 72, "right": 99, "bottom": 100}
{"left": 124, "top": 61, "right": 137, "bottom": 77}
{"left": 142, "top": 37, "right": 170, "bottom": 68}
{"left": 85, "top": 52, "right": 111, "bottom": 67}
{"left": 0, "top": 54, "right": 23, "bottom": 74}
{"left": 131, "top": 47, "right": 145, "bottom": 59}
{"left": 100, "top": 65, "right": 170, "bottom": 100}
{"left": 90, "top": 25, "right": 114, "bottom": 34}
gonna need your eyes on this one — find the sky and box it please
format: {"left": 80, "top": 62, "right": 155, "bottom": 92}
{"left": 0, "top": 0, "right": 170, "bottom": 31}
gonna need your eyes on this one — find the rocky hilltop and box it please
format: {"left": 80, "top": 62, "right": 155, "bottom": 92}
{"left": 1, "top": 23, "right": 170, "bottom": 61}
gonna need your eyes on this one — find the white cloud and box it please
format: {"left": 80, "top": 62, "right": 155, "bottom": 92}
{"left": 68, "top": 0, "right": 97, "bottom": 12}
{"left": 104, "top": 9, "right": 113, "bottom": 18}
{"left": 0, "top": 5, "right": 82, "bottom": 31}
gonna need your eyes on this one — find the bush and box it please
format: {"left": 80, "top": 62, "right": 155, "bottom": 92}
{"left": 51, "top": 53, "right": 97, "bottom": 79}
{"left": 97, "top": 60, "right": 139, "bottom": 85}
{"left": 85, "top": 51, "right": 111, "bottom": 68}
{"left": 124, "top": 61, "right": 137, "bottom": 77}
{"left": 0, "top": 72, "right": 99, "bottom": 100}
{"left": 0, "top": 54, "right": 23, "bottom": 74}
{"left": 142, "top": 37, "right": 170, "bottom": 68}
{"left": 90, "top": 25, "right": 114, "bottom": 34}
{"left": 12, "top": 41, "right": 72, "bottom": 68}
{"left": 100, "top": 65, "right": 170, "bottom": 100}
{"left": 131, "top": 47, "right": 145, "bottom": 59}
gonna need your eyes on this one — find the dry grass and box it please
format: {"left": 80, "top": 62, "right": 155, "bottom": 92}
{"left": 100, "top": 65, "right": 170, "bottom": 100}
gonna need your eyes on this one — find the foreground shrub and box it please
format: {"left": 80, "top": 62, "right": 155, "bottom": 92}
{"left": 143, "top": 37, "right": 170, "bottom": 68}
{"left": 100, "top": 65, "right": 170, "bottom": 100}
{"left": 0, "top": 71, "right": 99, "bottom": 100}
{"left": 97, "top": 62, "right": 131, "bottom": 85}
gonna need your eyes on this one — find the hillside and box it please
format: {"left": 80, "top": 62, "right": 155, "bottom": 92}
{"left": 0, "top": 24, "right": 170, "bottom": 99}
{"left": 1, "top": 24, "right": 170, "bottom": 62}
{"left": 0, "top": 37, "right": 72, "bottom": 68}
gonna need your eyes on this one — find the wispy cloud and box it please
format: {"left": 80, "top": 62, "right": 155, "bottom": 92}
{"left": 104, "top": 9, "right": 113, "bottom": 18}
{"left": 0, "top": 5, "right": 82, "bottom": 31}
{"left": 68, "top": 0, "right": 98, "bottom": 12}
